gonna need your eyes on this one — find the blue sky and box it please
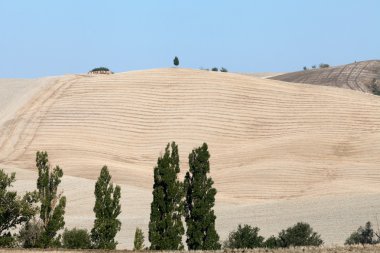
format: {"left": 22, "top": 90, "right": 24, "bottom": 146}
{"left": 0, "top": 0, "right": 379, "bottom": 78}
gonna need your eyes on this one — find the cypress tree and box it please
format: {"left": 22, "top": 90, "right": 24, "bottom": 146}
{"left": 148, "top": 142, "right": 184, "bottom": 250}
{"left": 173, "top": 56, "right": 179, "bottom": 67}
{"left": 36, "top": 151, "right": 66, "bottom": 247}
{"left": 91, "top": 166, "right": 121, "bottom": 249}
{"left": 184, "top": 143, "right": 221, "bottom": 250}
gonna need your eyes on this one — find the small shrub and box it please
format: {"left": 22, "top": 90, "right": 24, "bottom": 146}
{"left": 211, "top": 67, "right": 218, "bottom": 71}
{"left": 18, "top": 218, "right": 44, "bottom": 248}
{"left": 303, "top": 66, "right": 308, "bottom": 71}
{"left": 0, "top": 233, "right": 17, "bottom": 248}
{"left": 133, "top": 227, "right": 145, "bottom": 250}
{"left": 62, "top": 228, "right": 91, "bottom": 249}
{"left": 311, "top": 65, "right": 316, "bottom": 69}
{"left": 173, "top": 56, "right": 179, "bottom": 67}
{"left": 277, "top": 222, "right": 323, "bottom": 247}
{"left": 263, "top": 235, "right": 280, "bottom": 248}
{"left": 319, "top": 63, "right": 330, "bottom": 68}
{"left": 220, "top": 67, "right": 228, "bottom": 72}
{"left": 345, "top": 221, "right": 379, "bottom": 245}
{"left": 223, "top": 224, "right": 264, "bottom": 249}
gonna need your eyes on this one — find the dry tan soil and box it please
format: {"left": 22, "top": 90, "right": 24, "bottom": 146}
{"left": 0, "top": 68, "right": 380, "bottom": 249}
{"left": 271, "top": 60, "right": 380, "bottom": 93}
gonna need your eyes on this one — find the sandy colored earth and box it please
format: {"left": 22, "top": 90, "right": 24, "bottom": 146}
{"left": 237, "top": 72, "right": 285, "bottom": 78}
{"left": 271, "top": 60, "right": 380, "bottom": 93}
{"left": 0, "top": 68, "right": 380, "bottom": 249}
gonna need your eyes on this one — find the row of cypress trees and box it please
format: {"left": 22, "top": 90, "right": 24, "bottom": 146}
{"left": 0, "top": 142, "right": 219, "bottom": 250}
{"left": 23, "top": 152, "right": 121, "bottom": 249}
{"left": 148, "top": 141, "right": 220, "bottom": 250}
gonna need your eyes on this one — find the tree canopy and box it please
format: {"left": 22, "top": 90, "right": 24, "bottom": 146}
{"left": 173, "top": 57, "right": 179, "bottom": 67}
{"left": 184, "top": 143, "right": 220, "bottom": 250}
{"left": 91, "top": 166, "right": 121, "bottom": 249}
{"left": 345, "top": 222, "right": 379, "bottom": 245}
{"left": 148, "top": 142, "right": 184, "bottom": 250}
{"left": 0, "top": 170, "right": 38, "bottom": 247}
{"left": 223, "top": 224, "right": 264, "bottom": 249}
{"left": 36, "top": 151, "right": 66, "bottom": 248}
{"left": 276, "top": 222, "right": 323, "bottom": 247}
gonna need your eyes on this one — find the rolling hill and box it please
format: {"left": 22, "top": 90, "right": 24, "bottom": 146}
{"left": 0, "top": 68, "right": 380, "bottom": 248}
{"left": 270, "top": 60, "right": 380, "bottom": 93}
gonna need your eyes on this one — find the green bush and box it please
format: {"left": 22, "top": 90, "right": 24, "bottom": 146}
{"left": 0, "top": 169, "right": 38, "bottom": 247}
{"left": 18, "top": 218, "right": 44, "bottom": 248}
{"left": 276, "top": 222, "right": 323, "bottom": 247}
{"left": 345, "top": 221, "right": 378, "bottom": 245}
{"left": 263, "top": 235, "right": 280, "bottom": 248}
{"left": 62, "top": 228, "right": 91, "bottom": 249}
{"left": 133, "top": 227, "right": 145, "bottom": 250}
{"left": 211, "top": 67, "right": 218, "bottom": 71}
{"left": 220, "top": 67, "right": 228, "bottom": 72}
{"left": 223, "top": 224, "right": 264, "bottom": 249}
{"left": 0, "top": 233, "right": 17, "bottom": 248}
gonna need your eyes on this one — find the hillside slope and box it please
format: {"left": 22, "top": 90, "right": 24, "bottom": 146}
{"left": 271, "top": 60, "right": 380, "bottom": 93}
{"left": 0, "top": 68, "right": 380, "bottom": 247}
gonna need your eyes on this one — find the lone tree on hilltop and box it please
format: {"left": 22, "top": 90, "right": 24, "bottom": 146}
{"left": 0, "top": 170, "right": 38, "bottom": 247}
{"left": 91, "top": 67, "right": 110, "bottom": 72}
{"left": 148, "top": 142, "right": 184, "bottom": 250}
{"left": 184, "top": 143, "right": 221, "bottom": 250}
{"left": 173, "top": 56, "right": 179, "bottom": 67}
{"left": 88, "top": 67, "right": 113, "bottom": 74}
{"left": 91, "top": 166, "right": 121, "bottom": 249}
{"left": 36, "top": 151, "right": 66, "bottom": 248}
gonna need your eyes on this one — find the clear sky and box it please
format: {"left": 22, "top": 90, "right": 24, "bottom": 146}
{"left": 0, "top": 0, "right": 379, "bottom": 78}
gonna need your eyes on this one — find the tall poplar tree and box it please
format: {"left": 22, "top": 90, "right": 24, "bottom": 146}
{"left": 91, "top": 166, "right": 121, "bottom": 249}
{"left": 184, "top": 143, "right": 221, "bottom": 250}
{"left": 36, "top": 151, "right": 66, "bottom": 247}
{"left": 148, "top": 142, "right": 184, "bottom": 250}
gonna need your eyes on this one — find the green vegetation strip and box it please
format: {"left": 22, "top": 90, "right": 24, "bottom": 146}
{"left": 1, "top": 246, "right": 380, "bottom": 253}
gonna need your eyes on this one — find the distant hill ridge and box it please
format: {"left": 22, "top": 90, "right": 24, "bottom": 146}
{"left": 270, "top": 60, "right": 380, "bottom": 93}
